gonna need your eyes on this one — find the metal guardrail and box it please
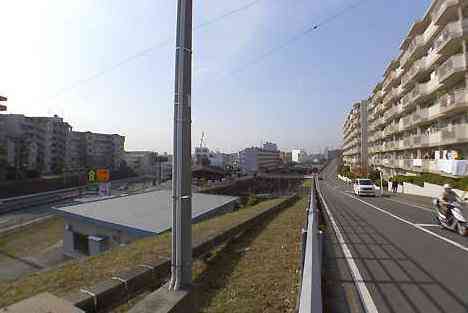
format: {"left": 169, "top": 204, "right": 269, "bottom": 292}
{"left": 298, "top": 178, "right": 323, "bottom": 313}
{"left": 0, "top": 186, "right": 85, "bottom": 214}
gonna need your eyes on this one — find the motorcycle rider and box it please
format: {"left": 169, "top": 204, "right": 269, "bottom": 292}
{"left": 438, "top": 184, "right": 460, "bottom": 220}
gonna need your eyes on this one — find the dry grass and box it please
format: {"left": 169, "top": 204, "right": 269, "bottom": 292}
{"left": 194, "top": 196, "right": 307, "bottom": 313}
{"left": 0, "top": 198, "right": 286, "bottom": 308}
{"left": 0, "top": 217, "right": 64, "bottom": 260}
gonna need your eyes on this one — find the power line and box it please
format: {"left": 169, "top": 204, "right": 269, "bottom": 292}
{"left": 225, "top": 0, "right": 371, "bottom": 77}
{"left": 49, "top": 0, "right": 266, "bottom": 99}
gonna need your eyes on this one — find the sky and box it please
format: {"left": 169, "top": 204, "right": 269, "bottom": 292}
{"left": 0, "top": 0, "right": 432, "bottom": 154}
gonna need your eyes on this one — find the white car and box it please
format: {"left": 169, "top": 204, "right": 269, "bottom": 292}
{"left": 353, "top": 179, "right": 376, "bottom": 196}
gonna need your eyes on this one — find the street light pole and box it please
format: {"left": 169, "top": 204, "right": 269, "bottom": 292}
{"left": 170, "top": 0, "right": 193, "bottom": 291}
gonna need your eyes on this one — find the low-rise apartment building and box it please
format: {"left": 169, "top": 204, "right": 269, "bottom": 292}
{"left": 342, "top": 101, "right": 369, "bottom": 174}
{"left": 368, "top": 0, "right": 468, "bottom": 177}
{"left": 0, "top": 114, "right": 72, "bottom": 175}
{"left": 67, "top": 131, "right": 125, "bottom": 171}
{"left": 239, "top": 142, "right": 281, "bottom": 174}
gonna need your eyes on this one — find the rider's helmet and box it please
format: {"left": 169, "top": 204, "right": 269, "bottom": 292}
{"left": 443, "top": 183, "right": 452, "bottom": 191}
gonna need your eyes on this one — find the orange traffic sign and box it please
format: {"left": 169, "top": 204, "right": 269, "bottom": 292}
{"left": 96, "top": 169, "right": 110, "bottom": 182}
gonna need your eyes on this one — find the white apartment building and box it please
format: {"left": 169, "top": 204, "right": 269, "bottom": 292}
{"left": 368, "top": 0, "right": 468, "bottom": 177}
{"left": 342, "top": 101, "right": 369, "bottom": 173}
{"left": 239, "top": 143, "right": 281, "bottom": 174}
{"left": 292, "top": 149, "right": 307, "bottom": 163}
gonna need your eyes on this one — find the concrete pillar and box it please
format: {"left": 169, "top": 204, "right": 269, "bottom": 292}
{"left": 63, "top": 227, "right": 75, "bottom": 256}
{"left": 88, "top": 236, "right": 105, "bottom": 256}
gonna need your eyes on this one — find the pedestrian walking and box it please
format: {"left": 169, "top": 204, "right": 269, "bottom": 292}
{"left": 392, "top": 180, "right": 398, "bottom": 193}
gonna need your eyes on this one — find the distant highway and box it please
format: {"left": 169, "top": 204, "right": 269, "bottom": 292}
{"left": 319, "top": 159, "right": 468, "bottom": 313}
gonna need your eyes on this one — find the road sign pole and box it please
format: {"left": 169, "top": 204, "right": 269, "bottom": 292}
{"left": 170, "top": 0, "right": 193, "bottom": 291}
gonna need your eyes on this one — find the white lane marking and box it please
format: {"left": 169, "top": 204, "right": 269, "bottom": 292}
{"left": 416, "top": 224, "right": 441, "bottom": 227}
{"left": 383, "top": 197, "right": 433, "bottom": 213}
{"left": 342, "top": 192, "right": 468, "bottom": 253}
{"left": 317, "top": 182, "right": 379, "bottom": 313}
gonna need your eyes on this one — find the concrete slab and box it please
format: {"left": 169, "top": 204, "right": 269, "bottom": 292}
{"left": 0, "top": 293, "right": 85, "bottom": 313}
{"left": 128, "top": 283, "right": 192, "bottom": 313}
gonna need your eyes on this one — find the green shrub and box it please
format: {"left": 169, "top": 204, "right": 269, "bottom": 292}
{"left": 392, "top": 173, "right": 468, "bottom": 191}
{"left": 246, "top": 193, "right": 260, "bottom": 207}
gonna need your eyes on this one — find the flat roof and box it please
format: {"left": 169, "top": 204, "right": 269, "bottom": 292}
{"left": 55, "top": 190, "right": 238, "bottom": 235}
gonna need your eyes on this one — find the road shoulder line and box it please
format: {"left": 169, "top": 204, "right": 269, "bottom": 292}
{"left": 317, "top": 182, "right": 379, "bottom": 313}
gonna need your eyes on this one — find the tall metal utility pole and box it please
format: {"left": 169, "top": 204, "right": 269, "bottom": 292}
{"left": 170, "top": 0, "right": 193, "bottom": 291}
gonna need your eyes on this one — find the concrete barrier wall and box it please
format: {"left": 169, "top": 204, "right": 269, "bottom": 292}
{"left": 63, "top": 195, "right": 299, "bottom": 313}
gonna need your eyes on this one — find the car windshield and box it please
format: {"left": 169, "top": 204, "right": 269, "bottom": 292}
{"left": 358, "top": 180, "right": 373, "bottom": 185}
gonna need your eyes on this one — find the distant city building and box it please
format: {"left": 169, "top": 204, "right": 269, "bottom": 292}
{"left": 0, "top": 114, "right": 72, "bottom": 175}
{"left": 326, "top": 149, "right": 342, "bottom": 161}
{"left": 280, "top": 151, "right": 293, "bottom": 164}
{"left": 225, "top": 152, "right": 240, "bottom": 171}
{"left": 239, "top": 142, "right": 281, "bottom": 174}
{"left": 342, "top": 100, "right": 369, "bottom": 174}
{"left": 67, "top": 131, "right": 125, "bottom": 171}
{"left": 123, "top": 151, "right": 158, "bottom": 176}
{"left": 292, "top": 149, "right": 307, "bottom": 163}
{"left": 194, "top": 146, "right": 228, "bottom": 169}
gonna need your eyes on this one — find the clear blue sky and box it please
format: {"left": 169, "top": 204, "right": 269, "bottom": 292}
{"left": 0, "top": 0, "right": 431, "bottom": 153}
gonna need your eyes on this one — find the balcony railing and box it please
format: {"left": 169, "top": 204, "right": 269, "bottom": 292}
{"left": 432, "top": 20, "right": 468, "bottom": 53}
{"left": 431, "top": 0, "right": 458, "bottom": 26}
{"left": 401, "top": 58, "right": 426, "bottom": 87}
{"left": 437, "top": 54, "right": 467, "bottom": 83}
{"left": 401, "top": 35, "right": 425, "bottom": 66}
{"left": 441, "top": 124, "right": 468, "bottom": 144}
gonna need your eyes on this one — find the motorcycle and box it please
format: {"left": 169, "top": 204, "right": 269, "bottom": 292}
{"left": 432, "top": 199, "right": 468, "bottom": 236}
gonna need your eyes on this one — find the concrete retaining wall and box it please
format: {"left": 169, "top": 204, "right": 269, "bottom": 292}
{"left": 63, "top": 195, "right": 299, "bottom": 313}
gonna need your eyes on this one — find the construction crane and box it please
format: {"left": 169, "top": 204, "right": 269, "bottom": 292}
{"left": 199, "top": 131, "right": 206, "bottom": 148}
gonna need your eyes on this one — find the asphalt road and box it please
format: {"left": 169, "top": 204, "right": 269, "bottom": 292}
{"left": 319, "top": 160, "right": 468, "bottom": 313}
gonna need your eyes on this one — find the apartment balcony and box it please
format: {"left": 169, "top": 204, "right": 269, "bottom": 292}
{"left": 411, "top": 108, "right": 430, "bottom": 125}
{"left": 401, "top": 78, "right": 440, "bottom": 109}
{"left": 431, "top": 0, "right": 459, "bottom": 26}
{"left": 419, "top": 131, "right": 444, "bottom": 147}
{"left": 395, "top": 140, "right": 405, "bottom": 150}
{"left": 441, "top": 124, "right": 468, "bottom": 145}
{"left": 436, "top": 54, "right": 467, "bottom": 86}
{"left": 432, "top": 19, "right": 468, "bottom": 57}
{"left": 383, "top": 71, "right": 395, "bottom": 91}
{"left": 401, "top": 35, "right": 425, "bottom": 67}
{"left": 401, "top": 58, "right": 426, "bottom": 88}
{"left": 383, "top": 141, "right": 396, "bottom": 151}
{"left": 438, "top": 89, "right": 468, "bottom": 116}
{"left": 383, "top": 125, "right": 395, "bottom": 137}
{"left": 383, "top": 106, "right": 395, "bottom": 122}
{"left": 402, "top": 114, "right": 413, "bottom": 130}
{"left": 383, "top": 87, "right": 398, "bottom": 106}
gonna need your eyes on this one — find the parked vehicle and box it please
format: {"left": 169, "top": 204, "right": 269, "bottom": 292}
{"left": 432, "top": 199, "right": 468, "bottom": 236}
{"left": 353, "top": 178, "right": 376, "bottom": 196}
